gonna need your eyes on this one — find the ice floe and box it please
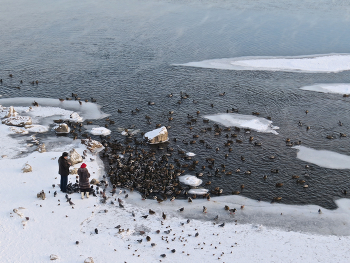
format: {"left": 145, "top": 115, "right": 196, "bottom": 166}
{"left": 176, "top": 54, "right": 350, "bottom": 73}
{"left": 293, "top": 146, "right": 350, "bottom": 169}
{"left": 188, "top": 188, "right": 208, "bottom": 195}
{"left": 178, "top": 175, "right": 202, "bottom": 186}
{"left": 204, "top": 113, "right": 279, "bottom": 134}
{"left": 89, "top": 127, "right": 111, "bottom": 136}
{"left": 300, "top": 83, "right": 350, "bottom": 94}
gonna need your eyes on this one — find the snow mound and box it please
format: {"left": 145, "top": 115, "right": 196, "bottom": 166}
{"left": 176, "top": 54, "right": 350, "bottom": 73}
{"left": 300, "top": 83, "right": 350, "bottom": 94}
{"left": 90, "top": 127, "right": 111, "bottom": 136}
{"left": 204, "top": 113, "right": 279, "bottom": 134}
{"left": 293, "top": 146, "right": 350, "bottom": 169}
{"left": 178, "top": 175, "right": 202, "bottom": 186}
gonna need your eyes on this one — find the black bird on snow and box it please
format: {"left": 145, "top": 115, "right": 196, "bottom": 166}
{"left": 95, "top": 228, "right": 98, "bottom": 234}
{"left": 218, "top": 222, "right": 225, "bottom": 227}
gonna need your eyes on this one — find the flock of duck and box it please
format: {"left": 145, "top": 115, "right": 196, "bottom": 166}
{"left": 1, "top": 74, "right": 348, "bottom": 205}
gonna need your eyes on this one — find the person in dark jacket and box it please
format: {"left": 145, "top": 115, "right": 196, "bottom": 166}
{"left": 58, "top": 152, "right": 71, "bottom": 192}
{"left": 78, "top": 163, "right": 90, "bottom": 199}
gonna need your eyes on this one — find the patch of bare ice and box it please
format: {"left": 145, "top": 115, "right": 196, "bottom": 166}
{"left": 204, "top": 113, "right": 279, "bottom": 134}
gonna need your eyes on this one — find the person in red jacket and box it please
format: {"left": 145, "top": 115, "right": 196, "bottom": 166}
{"left": 78, "top": 163, "right": 90, "bottom": 199}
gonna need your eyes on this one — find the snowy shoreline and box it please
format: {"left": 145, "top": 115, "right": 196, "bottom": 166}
{"left": 1, "top": 100, "right": 350, "bottom": 262}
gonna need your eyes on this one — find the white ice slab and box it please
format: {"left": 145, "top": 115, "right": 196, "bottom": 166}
{"left": 188, "top": 188, "right": 208, "bottom": 195}
{"left": 178, "top": 175, "right": 202, "bottom": 186}
{"left": 204, "top": 113, "right": 279, "bottom": 134}
{"left": 90, "top": 127, "right": 111, "bottom": 136}
{"left": 176, "top": 54, "right": 350, "bottom": 73}
{"left": 300, "top": 83, "right": 350, "bottom": 94}
{"left": 293, "top": 145, "right": 350, "bottom": 169}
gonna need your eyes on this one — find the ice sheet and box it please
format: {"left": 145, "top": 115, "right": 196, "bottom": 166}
{"left": 176, "top": 54, "right": 350, "bottom": 73}
{"left": 293, "top": 145, "right": 350, "bottom": 169}
{"left": 300, "top": 83, "right": 350, "bottom": 94}
{"left": 204, "top": 113, "right": 279, "bottom": 134}
{"left": 0, "top": 97, "right": 109, "bottom": 120}
{"left": 178, "top": 175, "right": 202, "bottom": 186}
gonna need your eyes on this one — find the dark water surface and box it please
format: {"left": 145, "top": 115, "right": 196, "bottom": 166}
{"left": 1, "top": 0, "right": 350, "bottom": 209}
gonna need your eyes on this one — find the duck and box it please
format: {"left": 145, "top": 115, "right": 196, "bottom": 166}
{"left": 148, "top": 102, "right": 155, "bottom": 105}
{"left": 276, "top": 183, "right": 283, "bottom": 187}
{"left": 219, "top": 92, "right": 226, "bottom": 96}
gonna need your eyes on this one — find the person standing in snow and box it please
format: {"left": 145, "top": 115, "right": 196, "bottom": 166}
{"left": 58, "top": 152, "right": 71, "bottom": 192}
{"left": 78, "top": 163, "right": 90, "bottom": 199}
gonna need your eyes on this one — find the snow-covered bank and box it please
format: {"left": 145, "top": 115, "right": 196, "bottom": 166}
{"left": 293, "top": 145, "right": 350, "bottom": 169}
{"left": 175, "top": 54, "right": 350, "bottom": 73}
{"left": 300, "top": 83, "right": 350, "bottom": 94}
{"left": 203, "top": 113, "right": 279, "bottom": 134}
{"left": 2, "top": 103, "right": 350, "bottom": 262}
{"left": 2, "top": 138, "right": 350, "bottom": 262}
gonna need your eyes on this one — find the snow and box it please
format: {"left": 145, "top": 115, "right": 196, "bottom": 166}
{"left": 203, "top": 113, "right": 279, "bottom": 134}
{"left": 178, "top": 175, "right": 203, "bottom": 186}
{"left": 25, "top": 125, "right": 49, "bottom": 133}
{"left": 176, "top": 54, "right": 350, "bottom": 73}
{"left": 2, "top": 107, "right": 350, "bottom": 262}
{"left": 8, "top": 126, "right": 29, "bottom": 134}
{"left": 89, "top": 127, "right": 111, "bottom": 136}
{"left": 300, "top": 83, "right": 350, "bottom": 94}
{"left": 144, "top": 126, "right": 167, "bottom": 140}
{"left": 293, "top": 145, "right": 350, "bottom": 169}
